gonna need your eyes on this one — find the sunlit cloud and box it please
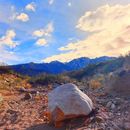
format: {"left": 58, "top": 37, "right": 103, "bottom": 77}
{"left": 16, "top": 13, "right": 29, "bottom": 22}
{"left": 0, "top": 30, "right": 19, "bottom": 48}
{"left": 33, "top": 22, "right": 54, "bottom": 46}
{"left": 36, "top": 38, "right": 47, "bottom": 46}
{"left": 0, "top": 30, "right": 19, "bottom": 63}
{"left": 33, "top": 22, "right": 54, "bottom": 37}
{"left": 43, "top": 4, "right": 130, "bottom": 62}
{"left": 25, "top": 2, "right": 36, "bottom": 12}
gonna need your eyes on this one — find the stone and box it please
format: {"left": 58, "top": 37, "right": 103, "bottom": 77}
{"left": 111, "top": 103, "right": 116, "bottom": 110}
{"left": 19, "top": 87, "right": 26, "bottom": 93}
{"left": 24, "top": 93, "right": 32, "bottom": 100}
{"left": 106, "top": 101, "right": 112, "bottom": 108}
{"left": 48, "top": 83, "right": 93, "bottom": 124}
{"left": 95, "top": 116, "right": 104, "bottom": 123}
{"left": 117, "top": 113, "right": 121, "bottom": 116}
{"left": 106, "top": 101, "right": 116, "bottom": 110}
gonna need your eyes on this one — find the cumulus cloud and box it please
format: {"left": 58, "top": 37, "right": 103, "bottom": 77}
{"left": 33, "top": 22, "right": 54, "bottom": 46}
{"left": 36, "top": 38, "right": 47, "bottom": 46}
{"left": 25, "top": 2, "right": 36, "bottom": 12}
{"left": 43, "top": 4, "right": 130, "bottom": 62}
{"left": 0, "top": 30, "right": 19, "bottom": 48}
{"left": 33, "top": 22, "right": 54, "bottom": 37}
{"left": 16, "top": 13, "right": 29, "bottom": 22}
{"left": 43, "top": 51, "right": 80, "bottom": 63}
{"left": 0, "top": 30, "right": 19, "bottom": 63}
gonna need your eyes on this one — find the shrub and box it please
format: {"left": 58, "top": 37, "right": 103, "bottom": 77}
{"left": 0, "top": 66, "right": 13, "bottom": 74}
{"left": 89, "top": 79, "right": 102, "bottom": 89}
{"left": 29, "top": 73, "right": 73, "bottom": 85}
{"left": 105, "top": 70, "right": 130, "bottom": 96}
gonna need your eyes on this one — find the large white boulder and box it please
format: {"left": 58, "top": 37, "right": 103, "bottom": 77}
{"left": 48, "top": 83, "right": 93, "bottom": 123}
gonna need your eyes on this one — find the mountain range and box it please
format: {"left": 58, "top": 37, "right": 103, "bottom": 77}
{"left": 10, "top": 56, "right": 115, "bottom": 76}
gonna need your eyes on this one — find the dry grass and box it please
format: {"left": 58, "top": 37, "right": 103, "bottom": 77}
{"left": 89, "top": 79, "right": 102, "bottom": 89}
{"left": 0, "top": 73, "right": 31, "bottom": 91}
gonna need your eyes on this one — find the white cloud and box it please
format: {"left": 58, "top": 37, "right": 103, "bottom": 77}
{"left": 16, "top": 13, "right": 29, "bottom": 22}
{"left": 33, "top": 22, "right": 54, "bottom": 46}
{"left": 33, "top": 22, "right": 54, "bottom": 37}
{"left": 25, "top": 2, "right": 36, "bottom": 12}
{"left": 43, "top": 4, "right": 130, "bottom": 62}
{"left": 68, "top": 2, "right": 72, "bottom": 7}
{"left": 0, "top": 30, "right": 19, "bottom": 48}
{"left": 0, "top": 30, "right": 19, "bottom": 63}
{"left": 36, "top": 38, "right": 47, "bottom": 46}
{"left": 49, "top": 0, "right": 54, "bottom": 5}
{"left": 43, "top": 51, "right": 79, "bottom": 63}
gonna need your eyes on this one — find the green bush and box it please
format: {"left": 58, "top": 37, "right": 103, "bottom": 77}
{"left": 29, "top": 73, "right": 73, "bottom": 85}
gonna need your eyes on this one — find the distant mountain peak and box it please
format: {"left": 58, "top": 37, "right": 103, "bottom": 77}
{"left": 50, "top": 60, "right": 63, "bottom": 64}
{"left": 10, "top": 56, "right": 115, "bottom": 76}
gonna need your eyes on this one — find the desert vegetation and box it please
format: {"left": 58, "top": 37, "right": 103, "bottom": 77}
{"left": 0, "top": 54, "right": 129, "bottom": 130}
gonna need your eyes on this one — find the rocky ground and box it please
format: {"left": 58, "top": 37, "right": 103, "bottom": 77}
{"left": 0, "top": 74, "right": 130, "bottom": 130}
{"left": 0, "top": 87, "right": 50, "bottom": 130}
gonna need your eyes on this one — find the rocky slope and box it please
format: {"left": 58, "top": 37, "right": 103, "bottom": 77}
{"left": 0, "top": 72, "right": 129, "bottom": 130}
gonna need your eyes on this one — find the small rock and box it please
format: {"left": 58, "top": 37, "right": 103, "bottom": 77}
{"left": 95, "top": 116, "right": 104, "bottom": 123}
{"left": 108, "top": 112, "right": 113, "bottom": 116}
{"left": 106, "top": 101, "right": 116, "bottom": 110}
{"left": 111, "top": 103, "right": 116, "bottom": 110}
{"left": 36, "top": 91, "right": 40, "bottom": 95}
{"left": 117, "top": 106, "right": 121, "bottom": 110}
{"left": 125, "top": 111, "right": 129, "bottom": 114}
{"left": 24, "top": 93, "right": 32, "bottom": 100}
{"left": 117, "top": 113, "right": 121, "bottom": 116}
{"left": 19, "top": 87, "right": 26, "bottom": 93}
{"left": 106, "top": 101, "right": 112, "bottom": 108}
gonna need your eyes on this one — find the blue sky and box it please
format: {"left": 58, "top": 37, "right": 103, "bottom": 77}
{"left": 0, "top": 0, "right": 130, "bottom": 64}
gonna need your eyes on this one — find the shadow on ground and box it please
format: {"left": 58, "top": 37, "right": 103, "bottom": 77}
{"left": 26, "top": 115, "right": 92, "bottom": 130}
{"left": 26, "top": 124, "right": 66, "bottom": 130}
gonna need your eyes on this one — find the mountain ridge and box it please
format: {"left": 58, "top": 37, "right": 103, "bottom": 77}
{"left": 10, "top": 56, "right": 115, "bottom": 76}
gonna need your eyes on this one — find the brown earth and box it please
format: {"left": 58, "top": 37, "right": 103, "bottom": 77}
{"left": 0, "top": 74, "right": 130, "bottom": 130}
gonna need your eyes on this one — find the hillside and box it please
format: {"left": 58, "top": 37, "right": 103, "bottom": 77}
{"left": 0, "top": 68, "right": 49, "bottom": 129}
{"left": 0, "top": 64, "right": 130, "bottom": 130}
{"left": 66, "top": 54, "right": 130, "bottom": 97}
{"left": 67, "top": 56, "right": 125, "bottom": 80}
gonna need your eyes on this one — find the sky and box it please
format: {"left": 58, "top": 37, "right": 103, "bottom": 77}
{"left": 0, "top": 0, "right": 130, "bottom": 65}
